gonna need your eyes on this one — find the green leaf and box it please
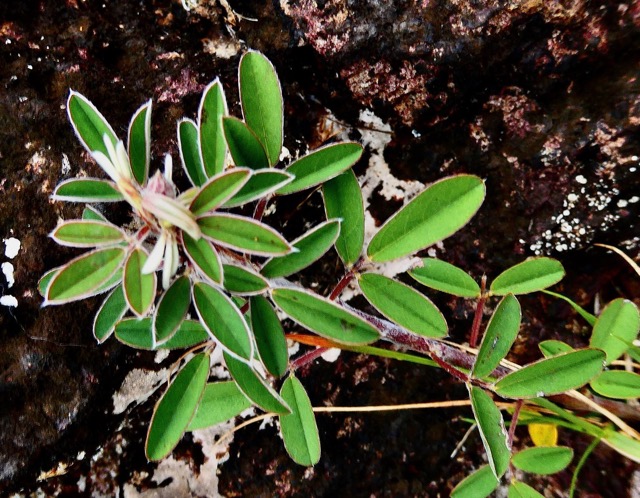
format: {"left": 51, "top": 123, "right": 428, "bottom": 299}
{"left": 67, "top": 91, "right": 118, "bottom": 156}
{"left": 472, "top": 294, "right": 521, "bottom": 379}
{"left": 490, "top": 257, "right": 565, "bottom": 296}
{"left": 251, "top": 295, "right": 288, "bottom": 377}
{"left": 178, "top": 118, "right": 207, "bottom": 186}
{"left": 539, "top": 340, "right": 574, "bottom": 358}
{"left": 128, "top": 99, "right": 151, "bottom": 185}
{"left": 123, "top": 248, "right": 156, "bottom": 317}
{"left": 222, "top": 264, "right": 269, "bottom": 295}
{"left": 322, "top": 170, "right": 364, "bottom": 266}
{"left": 508, "top": 482, "right": 544, "bottom": 498}
{"left": 153, "top": 276, "right": 191, "bottom": 345}
{"left": 451, "top": 465, "right": 499, "bottom": 498}
{"left": 358, "top": 273, "right": 447, "bottom": 338}
{"left": 199, "top": 213, "right": 292, "bottom": 256}
{"left": 602, "top": 430, "right": 640, "bottom": 463}
{"left": 367, "top": 175, "right": 485, "bottom": 263}
{"left": 93, "top": 285, "right": 127, "bottom": 343}
{"left": 199, "top": 79, "right": 228, "bottom": 177}
{"left": 239, "top": 51, "right": 283, "bottom": 166}
{"left": 494, "top": 349, "right": 605, "bottom": 399}
{"left": 468, "top": 385, "right": 510, "bottom": 478}
{"left": 115, "top": 318, "right": 209, "bottom": 350}
{"left": 53, "top": 178, "right": 123, "bottom": 203}
{"left": 512, "top": 446, "right": 573, "bottom": 475}
{"left": 542, "top": 290, "right": 596, "bottom": 326}
{"left": 223, "top": 170, "right": 293, "bottom": 208}
{"left": 188, "top": 381, "right": 252, "bottom": 431}
{"left": 590, "top": 370, "right": 640, "bottom": 399}
{"left": 193, "top": 282, "right": 253, "bottom": 361}
{"left": 82, "top": 205, "right": 108, "bottom": 222}
{"left": 45, "top": 247, "right": 126, "bottom": 304}
{"left": 145, "top": 353, "right": 210, "bottom": 460}
{"left": 261, "top": 219, "right": 341, "bottom": 278}
{"left": 224, "top": 353, "right": 291, "bottom": 415}
{"left": 279, "top": 376, "right": 321, "bottom": 466}
{"left": 278, "top": 143, "right": 363, "bottom": 195}
{"left": 222, "top": 116, "right": 270, "bottom": 169}
{"left": 50, "top": 220, "right": 125, "bottom": 248}
{"left": 189, "top": 168, "right": 252, "bottom": 215}
{"left": 409, "top": 258, "right": 480, "bottom": 298}
{"left": 271, "top": 287, "right": 380, "bottom": 345}
{"left": 590, "top": 298, "right": 640, "bottom": 364}
{"left": 182, "top": 234, "right": 222, "bottom": 285}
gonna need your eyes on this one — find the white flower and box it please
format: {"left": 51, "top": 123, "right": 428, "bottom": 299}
{"left": 91, "top": 134, "right": 134, "bottom": 185}
{"left": 142, "top": 231, "right": 180, "bottom": 289}
{"left": 141, "top": 192, "right": 201, "bottom": 240}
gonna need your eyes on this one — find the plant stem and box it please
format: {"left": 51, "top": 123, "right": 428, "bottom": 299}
{"left": 328, "top": 257, "right": 363, "bottom": 301}
{"left": 469, "top": 275, "right": 487, "bottom": 348}
{"left": 253, "top": 195, "right": 269, "bottom": 221}
{"left": 291, "top": 347, "right": 328, "bottom": 371}
{"left": 569, "top": 436, "right": 601, "bottom": 498}
{"left": 508, "top": 399, "right": 523, "bottom": 449}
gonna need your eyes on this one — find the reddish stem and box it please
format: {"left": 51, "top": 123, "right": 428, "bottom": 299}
{"left": 253, "top": 196, "right": 269, "bottom": 221}
{"left": 328, "top": 257, "right": 364, "bottom": 301}
{"left": 508, "top": 399, "right": 524, "bottom": 449}
{"left": 469, "top": 276, "right": 487, "bottom": 348}
{"left": 291, "top": 347, "right": 328, "bottom": 371}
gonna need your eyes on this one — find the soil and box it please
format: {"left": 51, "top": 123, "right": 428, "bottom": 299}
{"left": 0, "top": 0, "right": 639, "bottom": 496}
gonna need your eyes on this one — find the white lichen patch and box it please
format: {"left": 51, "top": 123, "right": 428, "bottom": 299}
{"left": 4, "top": 237, "right": 20, "bottom": 258}
{"left": 112, "top": 368, "right": 169, "bottom": 415}
{"left": 0, "top": 295, "right": 18, "bottom": 307}
{"left": 2, "top": 262, "right": 15, "bottom": 288}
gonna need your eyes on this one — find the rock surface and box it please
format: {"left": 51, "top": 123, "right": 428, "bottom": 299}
{"left": 0, "top": 0, "right": 638, "bottom": 496}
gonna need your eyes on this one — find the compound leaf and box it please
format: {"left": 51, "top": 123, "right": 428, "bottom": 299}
{"left": 539, "top": 340, "right": 574, "bottom": 358}
{"left": 279, "top": 376, "right": 321, "bottom": 466}
{"left": 508, "top": 482, "right": 544, "bottom": 498}
{"left": 188, "top": 381, "right": 252, "bottom": 431}
{"left": 93, "top": 285, "right": 127, "bottom": 343}
{"left": 224, "top": 352, "right": 291, "bottom": 415}
{"left": 222, "top": 264, "right": 269, "bottom": 295}
{"left": 193, "top": 282, "right": 253, "bottom": 361}
{"left": 115, "top": 318, "right": 209, "bottom": 350}
{"left": 271, "top": 287, "right": 380, "bottom": 345}
{"left": 251, "top": 295, "right": 288, "bottom": 378}
{"left": 278, "top": 142, "right": 363, "bottom": 195}
{"left": 590, "top": 370, "right": 640, "bottom": 399}
{"left": 451, "top": 465, "right": 499, "bottom": 498}
{"left": 494, "top": 349, "right": 605, "bottom": 399}
{"left": 590, "top": 298, "right": 640, "bottom": 364}
{"left": 490, "top": 258, "right": 564, "bottom": 296}
{"left": 222, "top": 116, "right": 270, "bottom": 169}
{"left": 50, "top": 220, "right": 125, "bottom": 248}
{"left": 472, "top": 294, "right": 521, "bottom": 379}
{"left": 123, "top": 248, "right": 156, "bottom": 318}
{"left": 199, "top": 79, "right": 228, "bottom": 177}
{"left": 358, "top": 273, "right": 447, "bottom": 338}
{"left": 45, "top": 247, "right": 126, "bottom": 305}
{"left": 128, "top": 99, "right": 152, "bottom": 185}
{"left": 199, "top": 213, "right": 292, "bottom": 256}
{"left": 190, "top": 167, "right": 252, "bottom": 215}
{"left": 367, "top": 175, "right": 485, "bottom": 263}
{"left": 146, "top": 352, "right": 210, "bottom": 460}
{"left": 67, "top": 90, "right": 118, "bottom": 156}
{"left": 322, "top": 170, "right": 364, "bottom": 266}
{"left": 178, "top": 118, "right": 206, "bottom": 187}
{"left": 182, "top": 234, "right": 223, "bottom": 285}
{"left": 261, "top": 219, "right": 341, "bottom": 278}
{"left": 512, "top": 446, "right": 573, "bottom": 475}
{"left": 469, "top": 385, "right": 510, "bottom": 478}
{"left": 53, "top": 178, "right": 123, "bottom": 203}
{"left": 153, "top": 276, "right": 191, "bottom": 345}
{"left": 239, "top": 51, "right": 282, "bottom": 166}
{"left": 224, "top": 170, "right": 293, "bottom": 208}
{"left": 409, "top": 258, "right": 480, "bottom": 298}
